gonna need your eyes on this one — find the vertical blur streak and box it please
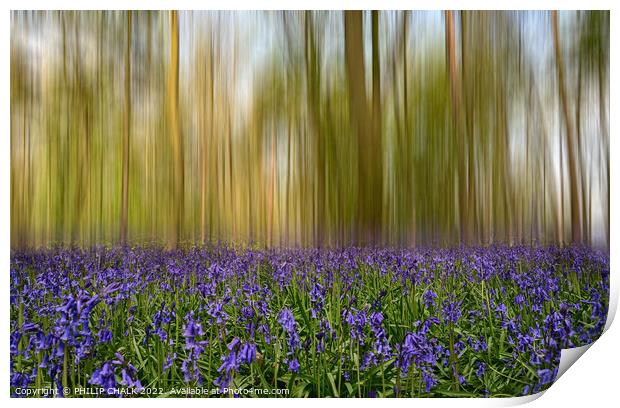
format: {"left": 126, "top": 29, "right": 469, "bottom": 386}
{"left": 552, "top": 10, "right": 581, "bottom": 245}
{"left": 9, "top": 10, "right": 609, "bottom": 250}
{"left": 444, "top": 10, "right": 467, "bottom": 244}
{"left": 120, "top": 11, "right": 131, "bottom": 245}
{"left": 167, "top": 10, "right": 183, "bottom": 249}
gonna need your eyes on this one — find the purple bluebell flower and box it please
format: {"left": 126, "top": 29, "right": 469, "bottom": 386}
{"left": 288, "top": 358, "right": 300, "bottom": 373}
{"left": 278, "top": 308, "right": 300, "bottom": 353}
{"left": 423, "top": 289, "right": 437, "bottom": 308}
{"left": 537, "top": 368, "right": 555, "bottom": 385}
{"left": 164, "top": 352, "right": 176, "bottom": 372}
{"left": 422, "top": 369, "right": 437, "bottom": 392}
{"left": 89, "top": 362, "right": 116, "bottom": 390}
{"left": 238, "top": 342, "right": 257, "bottom": 364}
{"left": 475, "top": 361, "right": 486, "bottom": 378}
{"left": 441, "top": 299, "right": 462, "bottom": 324}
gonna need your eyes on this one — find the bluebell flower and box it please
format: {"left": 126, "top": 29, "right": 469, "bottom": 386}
{"left": 537, "top": 368, "right": 555, "bottom": 385}
{"left": 238, "top": 342, "right": 256, "bottom": 364}
{"left": 164, "top": 352, "right": 176, "bottom": 372}
{"left": 278, "top": 308, "right": 300, "bottom": 353}
{"left": 475, "top": 361, "right": 486, "bottom": 378}
{"left": 288, "top": 358, "right": 300, "bottom": 373}
{"left": 89, "top": 361, "right": 116, "bottom": 390}
{"left": 422, "top": 369, "right": 437, "bottom": 392}
{"left": 441, "top": 299, "right": 462, "bottom": 324}
{"left": 423, "top": 289, "right": 437, "bottom": 308}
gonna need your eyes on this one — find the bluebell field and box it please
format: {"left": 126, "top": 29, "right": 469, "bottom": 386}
{"left": 10, "top": 245, "right": 609, "bottom": 397}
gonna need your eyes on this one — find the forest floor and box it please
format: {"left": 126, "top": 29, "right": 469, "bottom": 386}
{"left": 10, "top": 245, "right": 609, "bottom": 397}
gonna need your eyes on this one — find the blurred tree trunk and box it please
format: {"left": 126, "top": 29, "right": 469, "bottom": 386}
{"left": 74, "top": 14, "right": 92, "bottom": 246}
{"left": 344, "top": 11, "right": 382, "bottom": 245}
{"left": 199, "top": 48, "right": 207, "bottom": 244}
{"left": 168, "top": 11, "right": 184, "bottom": 249}
{"left": 575, "top": 41, "right": 588, "bottom": 245}
{"left": 199, "top": 30, "right": 213, "bottom": 244}
{"left": 559, "top": 123, "right": 565, "bottom": 245}
{"left": 59, "top": 13, "right": 68, "bottom": 243}
{"left": 209, "top": 30, "right": 216, "bottom": 241}
{"left": 120, "top": 11, "right": 131, "bottom": 245}
{"left": 268, "top": 128, "right": 276, "bottom": 246}
{"left": 305, "top": 12, "right": 325, "bottom": 245}
{"left": 286, "top": 117, "right": 292, "bottom": 245}
{"left": 597, "top": 36, "right": 609, "bottom": 248}
{"left": 227, "top": 102, "right": 235, "bottom": 240}
{"left": 146, "top": 12, "right": 155, "bottom": 242}
{"left": 402, "top": 11, "right": 416, "bottom": 246}
{"left": 371, "top": 10, "right": 382, "bottom": 177}
{"left": 552, "top": 10, "right": 582, "bottom": 245}
{"left": 97, "top": 12, "right": 105, "bottom": 243}
{"left": 461, "top": 11, "right": 477, "bottom": 244}
{"left": 445, "top": 10, "right": 468, "bottom": 244}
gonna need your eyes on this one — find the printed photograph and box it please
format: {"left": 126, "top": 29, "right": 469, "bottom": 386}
{"left": 9, "top": 10, "right": 610, "bottom": 398}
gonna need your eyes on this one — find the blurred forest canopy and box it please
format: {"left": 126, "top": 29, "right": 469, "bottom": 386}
{"left": 10, "top": 10, "right": 609, "bottom": 249}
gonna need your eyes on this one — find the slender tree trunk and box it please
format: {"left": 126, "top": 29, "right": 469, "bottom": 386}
{"left": 209, "top": 34, "right": 216, "bottom": 242}
{"left": 305, "top": 12, "right": 325, "bottom": 245}
{"left": 560, "top": 120, "right": 565, "bottom": 246}
{"left": 168, "top": 11, "right": 184, "bottom": 249}
{"left": 461, "top": 11, "right": 477, "bottom": 244}
{"left": 402, "top": 11, "right": 416, "bottom": 246}
{"left": 267, "top": 127, "right": 276, "bottom": 246}
{"left": 344, "top": 11, "right": 382, "bottom": 245}
{"left": 371, "top": 10, "right": 383, "bottom": 244}
{"left": 575, "top": 44, "right": 588, "bottom": 245}
{"left": 445, "top": 10, "right": 468, "bottom": 244}
{"left": 597, "top": 43, "right": 609, "bottom": 249}
{"left": 286, "top": 117, "right": 292, "bottom": 245}
{"left": 120, "top": 11, "right": 131, "bottom": 245}
{"left": 552, "top": 10, "right": 581, "bottom": 245}
{"left": 199, "top": 34, "right": 212, "bottom": 244}
{"left": 228, "top": 103, "right": 235, "bottom": 240}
